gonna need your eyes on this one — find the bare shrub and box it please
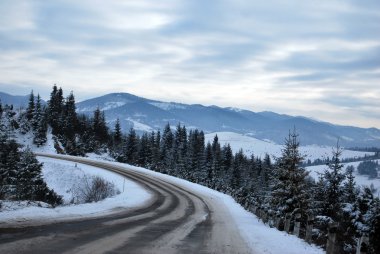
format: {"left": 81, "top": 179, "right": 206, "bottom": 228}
{"left": 72, "top": 175, "right": 119, "bottom": 204}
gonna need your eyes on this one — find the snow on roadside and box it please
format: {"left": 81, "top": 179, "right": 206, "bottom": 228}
{"left": 94, "top": 159, "right": 324, "bottom": 254}
{"left": 0, "top": 157, "right": 152, "bottom": 226}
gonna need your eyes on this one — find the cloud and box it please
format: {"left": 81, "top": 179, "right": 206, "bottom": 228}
{"left": 0, "top": 1, "right": 36, "bottom": 31}
{"left": 0, "top": 0, "right": 380, "bottom": 128}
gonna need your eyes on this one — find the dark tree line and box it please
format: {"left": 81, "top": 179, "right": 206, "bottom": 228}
{"left": 20, "top": 85, "right": 111, "bottom": 156}
{"left": 18, "top": 91, "right": 48, "bottom": 146}
{"left": 357, "top": 160, "right": 379, "bottom": 179}
{"left": 46, "top": 85, "right": 106, "bottom": 155}
{"left": 303, "top": 152, "right": 380, "bottom": 167}
{"left": 108, "top": 123, "right": 379, "bottom": 253}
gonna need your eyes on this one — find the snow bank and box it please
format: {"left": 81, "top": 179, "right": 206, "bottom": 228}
{"left": 0, "top": 157, "right": 152, "bottom": 226}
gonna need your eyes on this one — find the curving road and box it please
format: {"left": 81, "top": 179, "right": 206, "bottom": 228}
{"left": 0, "top": 154, "right": 251, "bottom": 254}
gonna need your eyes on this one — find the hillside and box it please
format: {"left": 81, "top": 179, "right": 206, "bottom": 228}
{"left": 2, "top": 91, "right": 380, "bottom": 147}
{"left": 204, "top": 132, "right": 375, "bottom": 161}
{"left": 75, "top": 92, "right": 380, "bottom": 147}
{"left": 0, "top": 91, "right": 46, "bottom": 109}
{"left": 0, "top": 92, "right": 30, "bottom": 109}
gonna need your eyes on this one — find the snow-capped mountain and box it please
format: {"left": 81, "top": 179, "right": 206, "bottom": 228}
{"left": 75, "top": 92, "right": 380, "bottom": 147}
{"left": 2, "top": 91, "right": 379, "bottom": 147}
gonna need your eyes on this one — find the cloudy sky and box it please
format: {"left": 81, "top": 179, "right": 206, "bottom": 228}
{"left": 1, "top": 0, "right": 380, "bottom": 128}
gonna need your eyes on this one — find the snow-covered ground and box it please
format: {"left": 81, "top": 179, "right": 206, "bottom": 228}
{"left": 16, "top": 130, "right": 57, "bottom": 153}
{"left": 307, "top": 160, "right": 380, "bottom": 195}
{"left": 126, "top": 117, "right": 153, "bottom": 132}
{"left": 85, "top": 159, "right": 324, "bottom": 254}
{"left": 0, "top": 157, "right": 152, "bottom": 226}
{"left": 205, "top": 131, "right": 375, "bottom": 161}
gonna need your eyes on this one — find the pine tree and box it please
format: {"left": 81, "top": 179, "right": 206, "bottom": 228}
{"left": 33, "top": 94, "right": 47, "bottom": 147}
{"left": 63, "top": 92, "right": 78, "bottom": 139}
{"left": 222, "top": 144, "right": 233, "bottom": 174}
{"left": 369, "top": 198, "right": 380, "bottom": 253}
{"left": 0, "top": 136, "right": 20, "bottom": 198}
{"left": 160, "top": 123, "right": 174, "bottom": 173}
{"left": 47, "top": 85, "right": 64, "bottom": 135}
{"left": 149, "top": 130, "right": 160, "bottom": 170}
{"left": 211, "top": 135, "right": 222, "bottom": 190}
{"left": 93, "top": 108, "right": 109, "bottom": 146}
{"left": 76, "top": 114, "right": 94, "bottom": 153}
{"left": 16, "top": 148, "right": 62, "bottom": 206}
{"left": 16, "top": 148, "right": 43, "bottom": 200}
{"left": 339, "top": 165, "right": 360, "bottom": 253}
{"left": 124, "top": 128, "right": 139, "bottom": 165}
{"left": 187, "top": 129, "right": 205, "bottom": 182}
{"left": 262, "top": 154, "right": 273, "bottom": 186}
{"left": 271, "top": 129, "right": 310, "bottom": 223}
{"left": 344, "top": 165, "right": 358, "bottom": 204}
{"left": 113, "top": 118, "right": 122, "bottom": 145}
{"left": 2, "top": 140, "right": 20, "bottom": 197}
{"left": 27, "top": 91, "right": 35, "bottom": 121}
{"left": 312, "top": 142, "right": 348, "bottom": 252}
{"left": 1, "top": 104, "right": 18, "bottom": 136}
{"left": 58, "top": 92, "right": 79, "bottom": 154}
{"left": 174, "top": 124, "right": 187, "bottom": 178}
{"left": 323, "top": 142, "right": 346, "bottom": 221}
{"left": 137, "top": 132, "right": 150, "bottom": 167}
{"left": 109, "top": 118, "right": 123, "bottom": 160}
{"left": 204, "top": 142, "right": 213, "bottom": 187}
{"left": 231, "top": 149, "right": 244, "bottom": 191}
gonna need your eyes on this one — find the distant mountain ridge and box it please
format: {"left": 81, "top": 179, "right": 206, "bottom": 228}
{"left": 2, "top": 91, "right": 380, "bottom": 147}
{"left": 0, "top": 92, "right": 30, "bottom": 108}
{"left": 0, "top": 91, "right": 46, "bottom": 108}
{"left": 75, "top": 92, "right": 380, "bottom": 147}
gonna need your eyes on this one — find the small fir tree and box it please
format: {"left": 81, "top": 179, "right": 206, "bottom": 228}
{"left": 271, "top": 129, "right": 310, "bottom": 224}
{"left": 26, "top": 91, "right": 35, "bottom": 121}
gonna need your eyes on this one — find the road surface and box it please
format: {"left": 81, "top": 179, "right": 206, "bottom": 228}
{"left": 0, "top": 154, "right": 251, "bottom": 254}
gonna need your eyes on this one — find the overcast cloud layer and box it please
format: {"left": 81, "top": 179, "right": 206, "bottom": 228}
{"left": 1, "top": 0, "right": 379, "bottom": 128}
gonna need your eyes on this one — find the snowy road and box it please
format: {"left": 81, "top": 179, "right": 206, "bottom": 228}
{"left": 0, "top": 154, "right": 251, "bottom": 254}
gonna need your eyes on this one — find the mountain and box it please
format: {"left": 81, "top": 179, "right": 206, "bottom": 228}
{"left": 2, "top": 90, "right": 379, "bottom": 147}
{"left": 0, "top": 91, "right": 46, "bottom": 108}
{"left": 0, "top": 92, "right": 30, "bottom": 108}
{"left": 76, "top": 92, "right": 380, "bottom": 147}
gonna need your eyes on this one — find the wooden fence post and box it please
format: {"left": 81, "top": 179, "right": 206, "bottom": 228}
{"left": 356, "top": 235, "right": 369, "bottom": 254}
{"left": 268, "top": 212, "right": 274, "bottom": 228}
{"left": 257, "top": 208, "right": 261, "bottom": 218}
{"left": 262, "top": 210, "right": 268, "bottom": 223}
{"left": 326, "top": 222, "right": 338, "bottom": 254}
{"left": 293, "top": 213, "right": 301, "bottom": 237}
{"left": 305, "top": 214, "right": 315, "bottom": 243}
{"left": 275, "top": 215, "right": 282, "bottom": 230}
{"left": 284, "top": 213, "right": 291, "bottom": 233}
